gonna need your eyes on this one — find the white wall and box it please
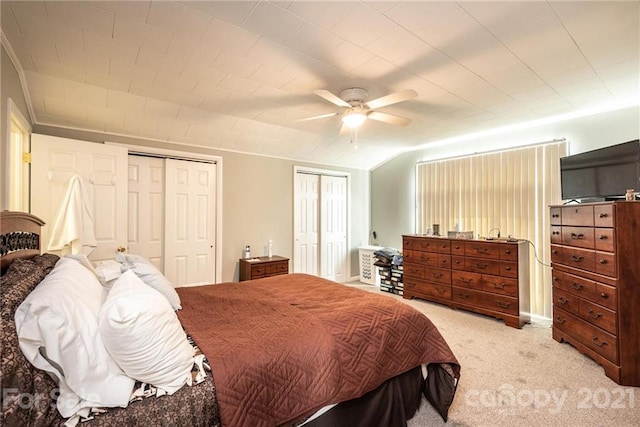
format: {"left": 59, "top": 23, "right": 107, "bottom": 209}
{"left": 371, "top": 105, "right": 640, "bottom": 250}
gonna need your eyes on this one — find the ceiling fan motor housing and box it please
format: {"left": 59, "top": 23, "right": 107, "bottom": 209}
{"left": 339, "top": 88, "right": 369, "bottom": 107}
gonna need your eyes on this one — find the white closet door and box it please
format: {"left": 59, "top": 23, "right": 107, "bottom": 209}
{"left": 127, "top": 155, "right": 164, "bottom": 270}
{"left": 294, "top": 173, "right": 320, "bottom": 275}
{"left": 320, "top": 175, "right": 347, "bottom": 282}
{"left": 31, "top": 134, "right": 127, "bottom": 260}
{"left": 164, "top": 159, "right": 216, "bottom": 287}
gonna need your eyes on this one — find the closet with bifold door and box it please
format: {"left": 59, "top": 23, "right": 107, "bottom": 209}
{"left": 293, "top": 168, "right": 348, "bottom": 282}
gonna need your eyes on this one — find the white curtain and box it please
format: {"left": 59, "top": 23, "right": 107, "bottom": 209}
{"left": 416, "top": 141, "right": 567, "bottom": 319}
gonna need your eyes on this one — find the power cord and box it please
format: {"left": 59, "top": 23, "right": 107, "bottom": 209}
{"left": 511, "top": 237, "right": 551, "bottom": 268}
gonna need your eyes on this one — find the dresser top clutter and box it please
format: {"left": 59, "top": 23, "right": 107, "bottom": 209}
{"left": 402, "top": 234, "right": 530, "bottom": 328}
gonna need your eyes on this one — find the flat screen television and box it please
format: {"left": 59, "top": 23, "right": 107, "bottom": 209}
{"left": 560, "top": 139, "right": 640, "bottom": 201}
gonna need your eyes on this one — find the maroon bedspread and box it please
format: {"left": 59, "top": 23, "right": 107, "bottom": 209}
{"left": 177, "top": 273, "right": 460, "bottom": 427}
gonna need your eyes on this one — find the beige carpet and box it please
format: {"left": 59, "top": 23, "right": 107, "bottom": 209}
{"left": 347, "top": 283, "right": 639, "bottom": 427}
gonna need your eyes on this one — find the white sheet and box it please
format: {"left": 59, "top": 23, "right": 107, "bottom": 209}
{"left": 48, "top": 175, "right": 97, "bottom": 255}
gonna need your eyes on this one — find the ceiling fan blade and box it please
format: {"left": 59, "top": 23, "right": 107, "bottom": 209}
{"left": 368, "top": 111, "right": 411, "bottom": 126}
{"left": 297, "top": 112, "right": 339, "bottom": 122}
{"left": 366, "top": 89, "right": 418, "bottom": 110}
{"left": 313, "top": 89, "right": 351, "bottom": 108}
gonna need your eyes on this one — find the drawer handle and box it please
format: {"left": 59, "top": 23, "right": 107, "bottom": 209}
{"left": 599, "top": 213, "right": 608, "bottom": 218}
{"left": 457, "top": 293, "right": 470, "bottom": 300}
{"left": 437, "top": 288, "right": 447, "bottom": 295}
{"left": 598, "top": 235, "right": 608, "bottom": 240}
{"left": 557, "top": 297, "right": 568, "bottom": 305}
{"left": 433, "top": 273, "right": 443, "bottom": 278}
{"left": 588, "top": 309, "right": 603, "bottom": 319}
{"left": 491, "top": 282, "right": 507, "bottom": 289}
{"left": 552, "top": 231, "right": 559, "bottom": 235}
{"left": 408, "top": 283, "right": 416, "bottom": 288}
{"left": 455, "top": 260, "right": 461, "bottom": 264}
{"left": 454, "top": 245, "right": 461, "bottom": 249}
{"left": 570, "top": 255, "right": 584, "bottom": 262}
{"left": 496, "top": 301, "right": 511, "bottom": 309}
{"left": 600, "top": 292, "right": 608, "bottom": 299}
{"left": 476, "top": 263, "right": 489, "bottom": 270}
{"left": 505, "top": 266, "right": 511, "bottom": 271}
{"left": 570, "top": 233, "right": 584, "bottom": 240}
{"left": 552, "top": 213, "right": 560, "bottom": 218}
{"left": 441, "top": 244, "right": 447, "bottom": 248}
{"left": 571, "top": 282, "right": 584, "bottom": 290}
{"left": 476, "top": 248, "right": 488, "bottom": 254}
{"left": 552, "top": 250, "right": 558, "bottom": 255}
{"left": 553, "top": 276, "right": 559, "bottom": 282}
{"left": 592, "top": 336, "right": 608, "bottom": 347}
{"left": 555, "top": 316, "right": 566, "bottom": 324}
{"left": 598, "top": 259, "right": 607, "bottom": 265}
{"left": 505, "top": 249, "right": 511, "bottom": 254}
{"left": 460, "top": 277, "right": 473, "bottom": 284}
{"left": 441, "top": 259, "right": 448, "bottom": 264}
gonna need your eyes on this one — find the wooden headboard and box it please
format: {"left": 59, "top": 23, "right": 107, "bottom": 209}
{"left": 0, "top": 210, "right": 45, "bottom": 271}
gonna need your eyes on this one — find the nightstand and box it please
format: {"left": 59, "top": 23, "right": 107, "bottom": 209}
{"left": 239, "top": 256, "right": 289, "bottom": 281}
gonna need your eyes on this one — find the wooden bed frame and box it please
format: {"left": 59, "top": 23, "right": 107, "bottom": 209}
{"left": 0, "top": 210, "right": 44, "bottom": 271}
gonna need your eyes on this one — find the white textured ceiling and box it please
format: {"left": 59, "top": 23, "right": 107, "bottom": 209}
{"left": 2, "top": 1, "right": 638, "bottom": 170}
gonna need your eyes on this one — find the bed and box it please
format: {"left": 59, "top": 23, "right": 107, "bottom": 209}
{"left": 1, "top": 211, "right": 460, "bottom": 426}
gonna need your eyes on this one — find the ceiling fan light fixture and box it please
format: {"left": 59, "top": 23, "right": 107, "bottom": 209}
{"left": 342, "top": 111, "right": 367, "bottom": 128}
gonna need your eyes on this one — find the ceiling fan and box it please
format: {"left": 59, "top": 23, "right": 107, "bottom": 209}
{"left": 299, "top": 87, "right": 418, "bottom": 132}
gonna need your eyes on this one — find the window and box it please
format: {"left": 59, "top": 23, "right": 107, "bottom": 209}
{"left": 416, "top": 141, "right": 567, "bottom": 319}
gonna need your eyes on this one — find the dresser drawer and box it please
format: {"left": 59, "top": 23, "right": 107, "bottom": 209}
{"left": 465, "top": 241, "right": 500, "bottom": 258}
{"left": 551, "top": 245, "right": 563, "bottom": 265}
{"left": 561, "top": 246, "right": 595, "bottom": 272}
{"left": 403, "top": 262, "right": 425, "bottom": 279}
{"left": 412, "top": 251, "right": 439, "bottom": 267}
{"left": 594, "top": 204, "right": 615, "bottom": 228}
{"left": 552, "top": 270, "right": 597, "bottom": 301}
{"left": 595, "top": 251, "right": 616, "bottom": 277}
{"left": 413, "top": 237, "right": 440, "bottom": 253}
{"left": 499, "top": 244, "right": 518, "bottom": 261}
{"left": 424, "top": 266, "right": 451, "bottom": 285}
{"left": 436, "top": 239, "right": 451, "bottom": 254}
{"left": 464, "top": 256, "right": 500, "bottom": 275}
{"left": 251, "top": 264, "right": 268, "bottom": 277}
{"left": 561, "top": 226, "right": 595, "bottom": 249}
{"left": 500, "top": 261, "right": 518, "bottom": 278}
{"left": 554, "top": 306, "right": 618, "bottom": 363}
{"left": 451, "top": 256, "right": 465, "bottom": 270}
{"left": 550, "top": 226, "right": 562, "bottom": 244}
{"left": 450, "top": 241, "right": 465, "bottom": 256}
{"left": 561, "top": 205, "right": 594, "bottom": 226}
{"left": 452, "top": 270, "right": 482, "bottom": 290}
{"left": 405, "top": 278, "right": 451, "bottom": 300}
{"left": 452, "top": 287, "right": 518, "bottom": 316}
{"left": 595, "top": 282, "right": 617, "bottom": 311}
{"left": 437, "top": 254, "right": 451, "bottom": 268}
{"left": 594, "top": 228, "right": 615, "bottom": 252}
{"left": 553, "top": 288, "right": 580, "bottom": 316}
{"left": 482, "top": 275, "right": 518, "bottom": 297}
{"left": 550, "top": 207, "right": 562, "bottom": 225}
{"left": 580, "top": 299, "right": 617, "bottom": 335}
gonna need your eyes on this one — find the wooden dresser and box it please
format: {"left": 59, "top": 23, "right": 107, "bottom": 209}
{"left": 550, "top": 201, "right": 640, "bottom": 386}
{"left": 402, "top": 235, "right": 530, "bottom": 328}
{"left": 239, "top": 255, "right": 289, "bottom": 281}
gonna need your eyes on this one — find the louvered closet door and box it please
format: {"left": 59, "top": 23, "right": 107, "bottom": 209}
{"left": 164, "top": 159, "right": 216, "bottom": 287}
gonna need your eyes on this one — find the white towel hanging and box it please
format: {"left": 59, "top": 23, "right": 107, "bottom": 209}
{"left": 48, "top": 175, "right": 97, "bottom": 255}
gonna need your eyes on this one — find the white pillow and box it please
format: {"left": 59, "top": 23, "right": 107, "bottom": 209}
{"left": 93, "top": 259, "right": 123, "bottom": 289}
{"left": 99, "top": 270, "right": 194, "bottom": 394}
{"left": 14, "top": 257, "right": 135, "bottom": 418}
{"left": 115, "top": 253, "right": 181, "bottom": 310}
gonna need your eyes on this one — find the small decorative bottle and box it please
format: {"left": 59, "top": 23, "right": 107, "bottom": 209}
{"left": 268, "top": 240, "right": 273, "bottom": 257}
{"left": 244, "top": 245, "right": 251, "bottom": 259}
{"left": 626, "top": 189, "right": 635, "bottom": 201}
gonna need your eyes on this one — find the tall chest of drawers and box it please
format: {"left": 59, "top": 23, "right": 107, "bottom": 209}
{"left": 550, "top": 202, "right": 640, "bottom": 386}
{"left": 402, "top": 235, "right": 530, "bottom": 328}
